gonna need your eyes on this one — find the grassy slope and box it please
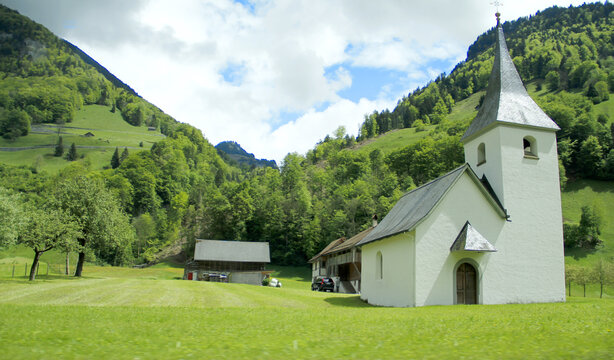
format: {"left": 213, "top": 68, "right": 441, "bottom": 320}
{"left": 0, "top": 105, "right": 163, "bottom": 173}
{"left": 0, "top": 264, "right": 612, "bottom": 359}
{"left": 350, "top": 126, "right": 433, "bottom": 155}
{"left": 348, "top": 90, "right": 484, "bottom": 156}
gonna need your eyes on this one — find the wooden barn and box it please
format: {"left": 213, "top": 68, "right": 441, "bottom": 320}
{"left": 309, "top": 226, "right": 374, "bottom": 294}
{"left": 184, "top": 240, "right": 271, "bottom": 286}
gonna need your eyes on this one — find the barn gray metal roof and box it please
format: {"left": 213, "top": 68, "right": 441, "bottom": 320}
{"left": 357, "top": 164, "right": 507, "bottom": 247}
{"left": 461, "top": 25, "right": 559, "bottom": 143}
{"left": 194, "top": 240, "right": 270, "bottom": 263}
{"left": 450, "top": 221, "right": 497, "bottom": 252}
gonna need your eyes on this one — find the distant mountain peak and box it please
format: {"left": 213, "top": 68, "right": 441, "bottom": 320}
{"left": 215, "top": 141, "right": 277, "bottom": 169}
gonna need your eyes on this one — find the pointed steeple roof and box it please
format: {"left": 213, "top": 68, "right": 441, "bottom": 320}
{"left": 461, "top": 18, "right": 559, "bottom": 143}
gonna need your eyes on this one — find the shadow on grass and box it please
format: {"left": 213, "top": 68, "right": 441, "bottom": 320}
{"left": 324, "top": 295, "right": 371, "bottom": 308}
{"left": 564, "top": 247, "right": 598, "bottom": 260}
{"left": 564, "top": 179, "right": 614, "bottom": 194}
{"left": 0, "top": 274, "right": 85, "bottom": 283}
{"left": 270, "top": 265, "right": 311, "bottom": 282}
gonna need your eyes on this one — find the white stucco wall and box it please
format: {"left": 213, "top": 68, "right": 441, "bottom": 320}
{"left": 360, "top": 231, "right": 415, "bottom": 307}
{"left": 465, "top": 129, "right": 505, "bottom": 205}
{"left": 465, "top": 125, "right": 565, "bottom": 304}
{"left": 414, "top": 172, "right": 506, "bottom": 307}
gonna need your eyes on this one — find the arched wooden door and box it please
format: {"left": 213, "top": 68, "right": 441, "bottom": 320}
{"left": 456, "top": 263, "right": 477, "bottom": 304}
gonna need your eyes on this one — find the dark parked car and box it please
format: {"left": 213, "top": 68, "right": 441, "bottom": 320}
{"left": 311, "top": 276, "right": 335, "bottom": 292}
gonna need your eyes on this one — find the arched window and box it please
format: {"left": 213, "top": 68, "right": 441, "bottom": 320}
{"left": 523, "top": 136, "right": 537, "bottom": 158}
{"left": 477, "top": 143, "right": 486, "bottom": 165}
{"left": 376, "top": 251, "right": 383, "bottom": 280}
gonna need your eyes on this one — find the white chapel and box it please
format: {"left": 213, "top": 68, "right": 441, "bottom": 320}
{"left": 357, "top": 14, "right": 566, "bottom": 307}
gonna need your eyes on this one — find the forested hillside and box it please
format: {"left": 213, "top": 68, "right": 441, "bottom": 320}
{"left": 350, "top": 2, "right": 613, "bottom": 183}
{"left": 0, "top": 3, "right": 612, "bottom": 270}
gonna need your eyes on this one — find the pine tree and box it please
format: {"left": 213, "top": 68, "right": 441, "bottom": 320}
{"left": 120, "top": 147, "right": 129, "bottom": 163}
{"left": 65, "top": 143, "right": 78, "bottom": 161}
{"left": 54, "top": 136, "right": 64, "bottom": 157}
{"left": 111, "top": 147, "right": 120, "bottom": 169}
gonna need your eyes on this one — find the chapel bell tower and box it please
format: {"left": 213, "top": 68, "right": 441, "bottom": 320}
{"left": 460, "top": 11, "right": 566, "bottom": 303}
{"left": 460, "top": 12, "right": 561, "bottom": 216}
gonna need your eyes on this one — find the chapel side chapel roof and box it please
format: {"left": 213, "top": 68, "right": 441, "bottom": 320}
{"left": 309, "top": 227, "right": 374, "bottom": 263}
{"left": 460, "top": 23, "right": 559, "bottom": 143}
{"left": 194, "top": 239, "right": 270, "bottom": 263}
{"left": 357, "top": 164, "right": 507, "bottom": 247}
{"left": 450, "top": 221, "right": 497, "bottom": 252}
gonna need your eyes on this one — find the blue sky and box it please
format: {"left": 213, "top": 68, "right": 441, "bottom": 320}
{"left": 0, "top": 0, "right": 596, "bottom": 163}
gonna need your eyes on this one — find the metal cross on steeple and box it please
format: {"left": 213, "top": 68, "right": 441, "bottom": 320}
{"left": 491, "top": 1, "right": 503, "bottom": 25}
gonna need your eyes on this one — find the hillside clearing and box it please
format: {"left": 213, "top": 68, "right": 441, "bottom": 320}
{"left": 0, "top": 105, "right": 162, "bottom": 173}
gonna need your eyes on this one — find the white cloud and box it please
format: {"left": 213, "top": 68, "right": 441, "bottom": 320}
{"left": 0, "top": 0, "right": 600, "bottom": 163}
{"left": 252, "top": 98, "right": 396, "bottom": 163}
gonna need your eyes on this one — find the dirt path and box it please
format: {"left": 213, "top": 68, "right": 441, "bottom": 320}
{"left": 0, "top": 145, "right": 143, "bottom": 152}
{"left": 35, "top": 123, "right": 165, "bottom": 137}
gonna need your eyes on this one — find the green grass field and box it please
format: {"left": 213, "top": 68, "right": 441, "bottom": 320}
{"left": 0, "top": 105, "right": 163, "bottom": 173}
{"left": 0, "top": 260, "right": 612, "bottom": 359}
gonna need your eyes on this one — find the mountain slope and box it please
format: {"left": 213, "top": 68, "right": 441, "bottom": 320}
{"left": 215, "top": 141, "right": 277, "bottom": 169}
{"left": 0, "top": 5, "right": 179, "bottom": 172}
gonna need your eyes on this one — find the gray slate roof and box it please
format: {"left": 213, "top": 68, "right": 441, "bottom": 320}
{"left": 358, "top": 165, "right": 468, "bottom": 246}
{"left": 194, "top": 240, "right": 270, "bottom": 263}
{"left": 357, "top": 165, "right": 507, "bottom": 247}
{"left": 450, "top": 221, "right": 497, "bottom": 252}
{"left": 461, "top": 25, "right": 559, "bottom": 143}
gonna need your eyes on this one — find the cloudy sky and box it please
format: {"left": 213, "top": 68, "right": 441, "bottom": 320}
{"left": 0, "top": 0, "right": 596, "bottom": 163}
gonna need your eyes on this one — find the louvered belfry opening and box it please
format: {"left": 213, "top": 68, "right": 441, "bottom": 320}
{"left": 456, "top": 263, "right": 477, "bottom": 304}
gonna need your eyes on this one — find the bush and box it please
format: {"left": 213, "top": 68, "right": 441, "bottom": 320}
{"left": 0, "top": 108, "right": 31, "bottom": 140}
{"left": 563, "top": 205, "right": 602, "bottom": 249}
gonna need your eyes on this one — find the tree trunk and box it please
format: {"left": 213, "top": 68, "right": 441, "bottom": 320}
{"left": 74, "top": 239, "right": 86, "bottom": 277}
{"left": 583, "top": 284, "right": 586, "bottom": 297}
{"left": 29, "top": 250, "right": 42, "bottom": 281}
{"left": 75, "top": 251, "right": 85, "bottom": 277}
{"left": 568, "top": 281, "right": 571, "bottom": 296}
{"left": 65, "top": 251, "right": 69, "bottom": 275}
{"left": 600, "top": 283, "right": 603, "bottom": 298}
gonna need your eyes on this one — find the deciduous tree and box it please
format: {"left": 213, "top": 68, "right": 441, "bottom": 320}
{"left": 20, "top": 206, "right": 80, "bottom": 281}
{"left": 53, "top": 176, "right": 135, "bottom": 276}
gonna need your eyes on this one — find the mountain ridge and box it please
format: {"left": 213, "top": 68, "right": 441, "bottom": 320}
{"left": 215, "top": 141, "right": 277, "bottom": 169}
